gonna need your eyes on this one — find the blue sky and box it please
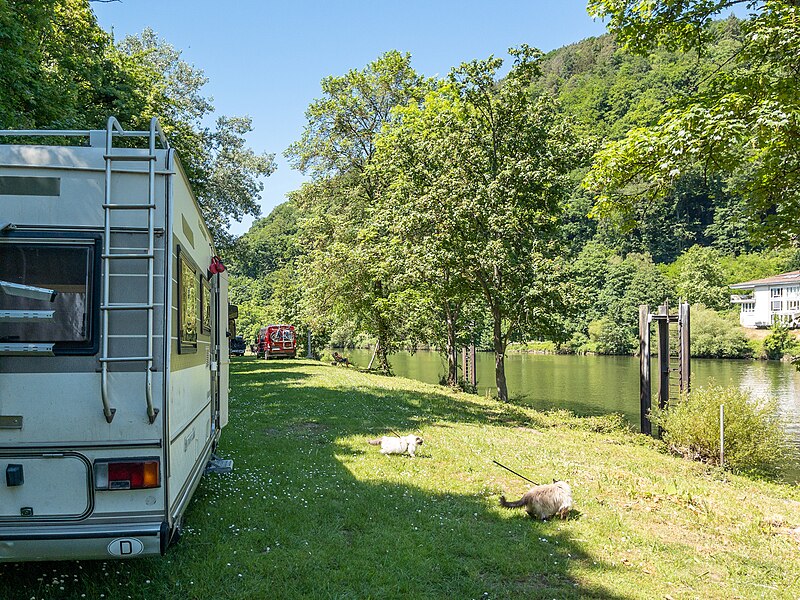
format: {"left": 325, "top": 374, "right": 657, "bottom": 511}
{"left": 93, "top": 1, "right": 608, "bottom": 236}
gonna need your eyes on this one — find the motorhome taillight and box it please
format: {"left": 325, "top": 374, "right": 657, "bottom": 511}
{"left": 94, "top": 458, "right": 160, "bottom": 490}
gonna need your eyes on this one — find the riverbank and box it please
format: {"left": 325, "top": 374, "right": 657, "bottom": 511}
{"left": 3, "top": 357, "right": 799, "bottom": 599}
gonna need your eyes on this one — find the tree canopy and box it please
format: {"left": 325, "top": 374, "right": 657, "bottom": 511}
{"left": 373, "top": 46, "right": 586, "bottom": 400}
{"left": 0, "top": 2, "right": 274, "bottom": 246}
{"left": 585, "top": 1, "right": 800, "bottom": 247}
{"left": 285, "top": 51, "right": 427, "bottom": 374}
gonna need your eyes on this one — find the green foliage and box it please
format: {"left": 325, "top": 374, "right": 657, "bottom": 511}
{"left": 667, "top": 245, "right": 730, "bottom": 310}
{"left": 596, "top": 252, "right": 674, "bottom": 340}
{"left": 285, "top": 51, "right": 426, "bottom": 374}
{"left": 228, "top": 9, "right": 800, "bottom": 371}
{"left": 690, "top": 305, "right": 752, "bottom": 358}
{"left": 537, "top": 23, "right": 752, "bottom": 262}
{"left": 114, "top": 30, "right": 275, "bottom": 245}
{"left": 651, "top": 384, "right": 789, "bottom": 476}
{"left": 588, "top": 317, "right": 635, "bottom": 354}
{"left": 373, "top": 46, "right": 586, "bottom": 400}
{"left": 585, "top": 3, "right": 800, "bottom": 248}
{"left": 0, "top": 11, "right": 274, "bottom": 247}
{"left": 763, "top": 322, "right": 797, "bottom": 360}
{"left": 0, "top": 0, "right": 122, "bottom": 129}
{"left": 228, "top": 201, "right": 299, "bottom": 278}
{"left": 507, "top": 340, "right": 559, "bottom": 353}
{"left": 718, "top": 248, "right": 800, "bottom": 286}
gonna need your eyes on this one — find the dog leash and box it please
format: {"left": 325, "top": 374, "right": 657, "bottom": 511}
{"left": 492, "top": 460, "right": 539, "bottom": 486}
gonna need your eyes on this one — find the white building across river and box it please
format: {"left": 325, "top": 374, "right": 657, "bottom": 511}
{"left": 730, "top": 270, "right": 800, "bottom": 328}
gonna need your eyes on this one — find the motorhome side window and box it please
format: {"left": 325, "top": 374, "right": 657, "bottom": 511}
{"left": 201, "top": 278, "right": 211, "bottom": 335}
{"left": 178, "top": 254, "right": 198, "bottom": 353}
{"left": 0, "top": 241, "right": 97, "bottom": 353}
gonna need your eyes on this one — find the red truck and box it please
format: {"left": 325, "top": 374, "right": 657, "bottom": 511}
{"left": 255, "top": 324, "right": 297, "bottom": 359}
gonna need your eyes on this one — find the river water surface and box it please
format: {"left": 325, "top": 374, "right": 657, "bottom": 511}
{"left": 344, "top": 349, "right": 800, "bottom": 445}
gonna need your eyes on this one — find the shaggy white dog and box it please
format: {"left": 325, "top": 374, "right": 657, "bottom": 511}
{"left": 368, "top": 435, "right": 423, "bottom": 457}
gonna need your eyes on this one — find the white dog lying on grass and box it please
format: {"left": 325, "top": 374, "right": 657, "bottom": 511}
{"left": 368, "top": 434, "right": 423, "bottom": 457}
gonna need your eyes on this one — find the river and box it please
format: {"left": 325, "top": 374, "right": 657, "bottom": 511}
{"left": 344, "top": 349, "right": 800, "bottom": 445}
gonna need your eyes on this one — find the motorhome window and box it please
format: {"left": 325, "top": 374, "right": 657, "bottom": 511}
{"left": 178, "top": 255, "right": 198, "bottom": 353}
{"left": 201, "top": 279, "right": 211, "bottom": 335}
{"left": 0, "top": 242, "right": 96, "bottom": 352}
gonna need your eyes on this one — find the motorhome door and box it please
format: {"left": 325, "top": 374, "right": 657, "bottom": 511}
{"left": 212, "top": 269, "right": 229, "bottom": 430}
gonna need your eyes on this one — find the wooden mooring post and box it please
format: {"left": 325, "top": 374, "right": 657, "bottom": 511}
{"left": 639, "top": 301, "right": 691, "bottom": 438}
{"left": 461, "top": 342, "right": 477, "bottom": 388}
{"left": 639, "top": 305, "right": 652, "bottom": 436}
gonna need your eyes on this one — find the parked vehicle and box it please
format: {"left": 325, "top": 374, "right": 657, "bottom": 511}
{"left": 229, "top": 336, "right": 246, "bottom": 356}
{"left": 255, "top": 324, "right": 296, "bottom": 359}
{"left": 0, "top": 118, "right": 231, "bottom": 562}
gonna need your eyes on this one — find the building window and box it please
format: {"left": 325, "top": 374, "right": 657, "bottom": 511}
{"left": 787, "top": 300, "right": 800, "bottom": 312}
{"left": 771, "top": 287, "right": 784, "bottom": 298}
{"left": 788, "top": 286, "right": 800, "bottom": 298}
{"left": 742, "top": 302, "right": 755, "bottom": 313}
{"left": 178, "top": 251, "right": 198, "bottom": 354}
{"left": 771, "top": 300, "right": 783, "bottom": 312}
{"left": 0, "top": 238, "right": 100, "bottom": 354}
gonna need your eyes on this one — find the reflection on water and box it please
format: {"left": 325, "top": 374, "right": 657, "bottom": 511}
{"left": 344, "top": 349, "right": 800, "bottom": 444}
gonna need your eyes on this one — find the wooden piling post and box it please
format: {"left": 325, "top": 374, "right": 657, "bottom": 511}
{"left": 657, "top": 302, "right": 670, "bottom": 413}
{"left": 639, "top": 305, "right": 651, "bottom": 436}
{"left": 678, "top": 302, "right": 691, "bottom": 395}
{"left": 469, "top": 342, "right": 477, "bottom": 387}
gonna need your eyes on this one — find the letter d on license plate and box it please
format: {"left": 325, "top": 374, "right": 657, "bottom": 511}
{"left": 107, "top": 537, "right": 144, "bottom": 557}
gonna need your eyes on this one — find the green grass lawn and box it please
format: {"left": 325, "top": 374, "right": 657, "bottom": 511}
{"left": 3, "top": 357, "right": 800, "bottom": 599}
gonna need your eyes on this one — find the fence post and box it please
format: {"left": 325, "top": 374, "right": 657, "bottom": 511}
{"left": 720, "top": 404, "right": 725, "bottom": 468}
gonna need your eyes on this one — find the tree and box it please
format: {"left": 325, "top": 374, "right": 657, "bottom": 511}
{"left": 0, "top": 0, "right": 136, "bottom": 129}
{"left": 595, "top": 252, "right": 674, "bottom": 349}
{"left": 0, "top": 8, "right": 274, "bottom": 245}
{"left": 115, "top": 29, "right": 275, "bottom": 245}
{"left": 375, "top": 47, "right": 585, "bottom": 401}
{"left": 373, "top": 87, "right": 478, "bottom": 386}
{"left": 229, "top": 201, "right": 299, "bottom": 278}
{"left": 669, "top": 245, "right": 730, "bottom": 310}
{"left": 690, "top": 305, "right": 752, "bottom": 358}
{"left": 286, "top": 51, "right": 426, "bottom": 374}
{"left": 585, "top": 1, "right": 800, "bottom": 247}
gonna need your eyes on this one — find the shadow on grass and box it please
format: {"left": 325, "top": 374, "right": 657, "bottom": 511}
{"left": 0, "top": 357, "right": 625, "bottom": 599}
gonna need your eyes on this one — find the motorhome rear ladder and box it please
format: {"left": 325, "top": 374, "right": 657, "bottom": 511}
{"left": 99, "top": 117, "right": 168, "bottom": 424}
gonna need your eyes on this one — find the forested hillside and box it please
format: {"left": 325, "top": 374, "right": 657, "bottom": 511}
{"left": 229, "top": 18, "right": 798, "bottom": 378}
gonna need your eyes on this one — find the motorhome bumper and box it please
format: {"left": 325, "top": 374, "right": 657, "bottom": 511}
{"left": 0, "top": 521, "right": 168, "bottom": 562}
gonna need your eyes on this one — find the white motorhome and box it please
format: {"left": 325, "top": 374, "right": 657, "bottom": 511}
{"left": 0, "top": 118, "right": 230, "bottom": 561}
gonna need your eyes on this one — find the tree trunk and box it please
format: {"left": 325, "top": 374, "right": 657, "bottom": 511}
{"left": 492, "top": 308, "right": 508, "bottom": 402}
{"left": 373, "top": 281, "right": 392, "bottom": 376}
{"left": 377, "top": 341, "right": 391, "bottom": 375}
{"left": 445, "top": 306, "right": 458, "bottom": 386}
{"left": 376, "top": 320, "right": 392, "bottom": 376}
